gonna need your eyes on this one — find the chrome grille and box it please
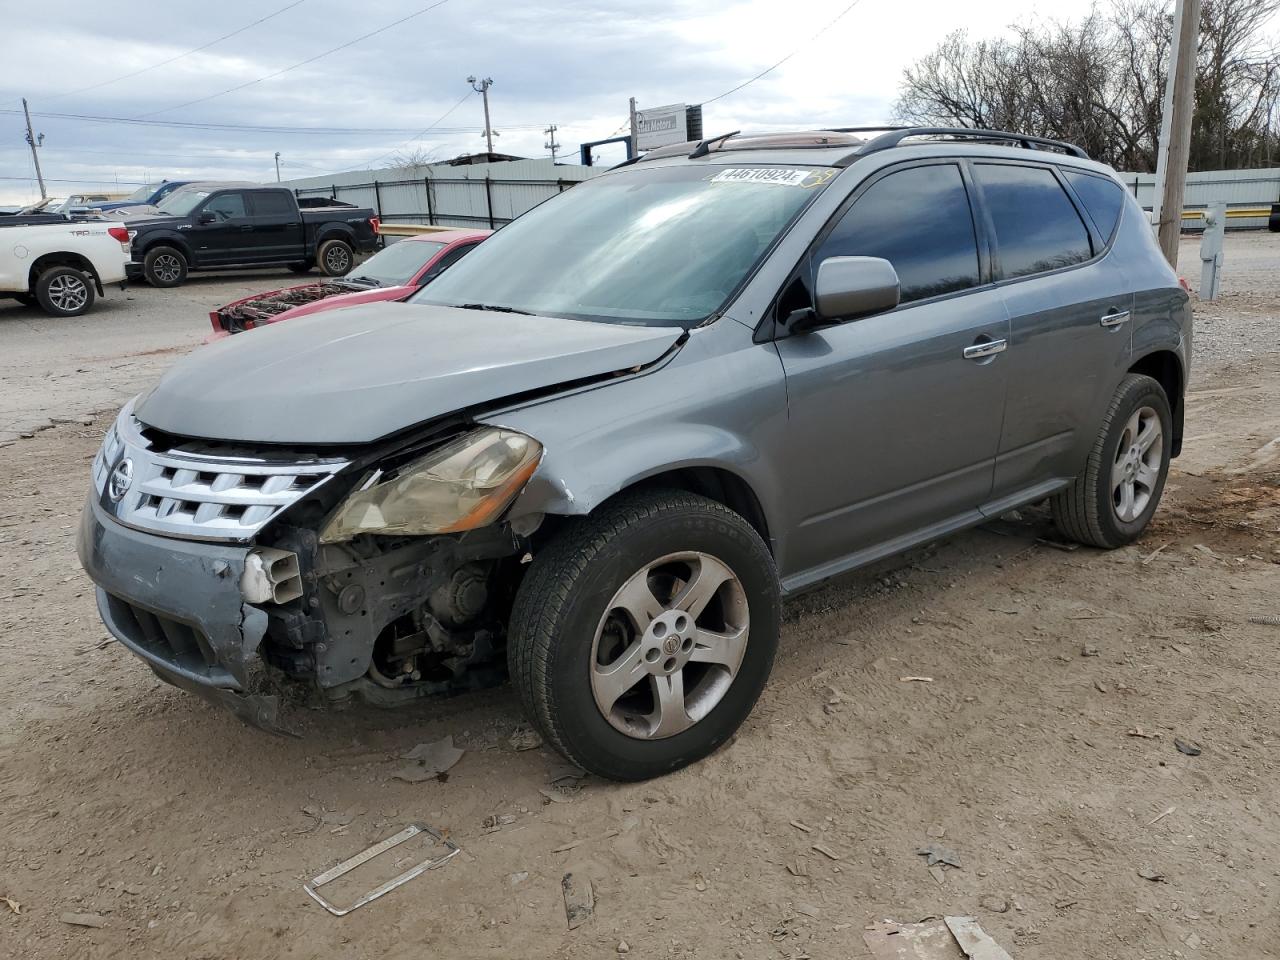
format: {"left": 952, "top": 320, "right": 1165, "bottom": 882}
{"left": 94, "top": 403, "right": 347, "bottom": 542}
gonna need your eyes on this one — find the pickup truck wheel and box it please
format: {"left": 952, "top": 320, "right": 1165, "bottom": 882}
{"left": 1052, "top": 373, "right": 1173, "bottom": 549}
{"left": 287, "top": 260, "right": 315, "bottom": 274}
{"left": 317, "top": 239, "right": 353, "bottom": 276}
{"left": 143, "top": 246, "right": 187, "bottom": 288}
{"left": 35, "top": 266, "right": 95, "bottom": 317}
{"left": 508, "top": 490, "right": 780, "bottom": 781}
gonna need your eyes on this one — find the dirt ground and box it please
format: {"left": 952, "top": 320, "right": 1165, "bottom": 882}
{"left": 2, "top": 240, "right": 1280, "bottom": 959}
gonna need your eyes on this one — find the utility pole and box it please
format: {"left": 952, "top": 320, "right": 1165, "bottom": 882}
{"left": 468, "top": 76, "right": 496, "bottom": 155}
{"left": 274, "top": 151, "right": 281, "bottom": 182}
{"left": 22, "top": 98, "right": 47, "bottom": 200}
{"left": 544, "top": 123, "right": 560, "bottom": 161}
{"left": 628, "top": 97, "right": 639, "bottom": 157}
{"left": 1151, "top": 0, "right": 1201, "bottom": 267}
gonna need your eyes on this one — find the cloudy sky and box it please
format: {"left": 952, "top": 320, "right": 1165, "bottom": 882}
{"left": 0, "top": 0, "right": 1092, "bottom": 204}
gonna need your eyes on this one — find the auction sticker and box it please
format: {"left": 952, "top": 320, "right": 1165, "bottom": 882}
{"left": 709, "top": 167, "right": 829, "bottom": 187}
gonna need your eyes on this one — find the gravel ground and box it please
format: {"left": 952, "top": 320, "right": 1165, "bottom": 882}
{"left": 1177, "top": 232, "right": 1278, "bottom": 372}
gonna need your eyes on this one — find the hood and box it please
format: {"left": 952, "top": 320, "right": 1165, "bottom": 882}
{"left": 121, "top": 211, "right": 174, "bottom": 227}
{"left": 136, "top": 303, "right": 683, "bottom": 445}
{"left": 269, "top": 284, "right": 412, "bottom": 323}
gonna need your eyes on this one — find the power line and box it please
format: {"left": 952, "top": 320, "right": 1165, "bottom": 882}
{"left": 0, "top": 108, "right": 442, "bottom": 135}
{"left": 44, "top": 1, "right": 309, "bottom": 102}
{"left": 360, "top": 90, "right": 476, "bottom": 170}
{"left": 138, "top": 0, "right": 456, "bottom": 117}
{"left": 605, "top": 0, "right": 866, "bottom": 139}
{"left": 0, "top": 175, "right": 146, "bottom": 185}
{"left": 702, "top": 0, "right": 865, "bottom": 105}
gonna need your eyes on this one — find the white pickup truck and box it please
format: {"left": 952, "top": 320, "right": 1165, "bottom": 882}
{"left": 0, "top": 219, "right": 131, "bottom": 317}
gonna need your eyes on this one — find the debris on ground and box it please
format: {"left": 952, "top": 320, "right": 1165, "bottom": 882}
{"left": 304, "top": 823, "right": 460, "bottom": 916}
{"left": 1248, "top": 614, "right": 1280, "bottom": 626}
{"left": 59, "top": 912, "right": 107, "bottom": 928}
{"left": 900, "top": 676, "right": 935, "bottom": 683}
{"left": 547, "top": 762, "right": 587, "bottom": 787}
{"left": 1175, "top": 738, "right": 1203, "bottom": 756}
{"left": 509, "top": 726, "right": 544, "bottom": 752}
{"left": 482, "top": 813, "right": 517, "bottom": 831}
{"left": 979, "top": 895, "right": 1009, "bottom": 913}
{"left": 1149, "top": 806, "right": 1177, "bottom": 825}
{"left": 790, "top": 819, "right": 814, "bottom": 833}
{"left": 1137, "top": 866, "right": 1167, "bottom": 883}
{"left": 811, "top": 842, "right": 843, "bottom": 861}
{"left": 2, "top": 896, "right": 21, "bottom": 914}
{"left": 863, "top": 916, "right": 1013, "bottom": 959}
{"left": 917, "top": 843, "right": 962, "bottom": 868}
{"left": 1127, "top": 726, "right": 1160, "bottom": 739}
{"left": 561, "top": 873, "right": 594, "bottom": 929}
{"left": 1081, "top": 644, "right": 1100, "bottom": 657}
{"left": 392, "top": 736, "right": 464, "bottom": 782}
{"left": 1141, "top": 543, "right": 1169, "bottom": 565}
{"left": 616, "top": 940, "right": 630, "bottom": 953}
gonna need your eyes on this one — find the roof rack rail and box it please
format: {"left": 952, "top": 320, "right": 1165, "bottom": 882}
{"left": 688, "top": 130, "right": 741, "bottom": 159}
{"left": 859, "top": 126, "right": 1089, "bottom": 159}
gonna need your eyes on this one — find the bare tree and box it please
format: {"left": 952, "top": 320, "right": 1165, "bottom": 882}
{"left": 387, "top": 145, "right": 444, "bottom": 170}
{"left": 895, "top": 0, "right": 1280, "bottom": 170}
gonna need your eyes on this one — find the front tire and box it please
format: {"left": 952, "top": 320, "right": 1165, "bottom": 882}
{"left": 1052, "top": 373, "right": 1173, "bottom": 548}
{"left": 143, "top": 246, "right": 188, "bottom": 288}
{"left": 317, "top": 239, "right": 353, "bottom": 276}
{"left": 35, "top": 266, "right": 95, "bottom": 317}
{"left": 509, "top": 490, "right": 780, "bottom": 781}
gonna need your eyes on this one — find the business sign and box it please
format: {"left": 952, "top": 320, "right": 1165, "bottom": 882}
{"left": 635, "top": 103, "right": 689, "bottom": 150}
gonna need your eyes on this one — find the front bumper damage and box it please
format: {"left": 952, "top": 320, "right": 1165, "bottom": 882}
{"left": 77, "top": 495, "right": 294, "bottom": 734}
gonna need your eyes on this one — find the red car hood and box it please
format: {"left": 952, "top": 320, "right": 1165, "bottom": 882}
{"left": 267, "top": 283, "right": 414, "bottom": 321}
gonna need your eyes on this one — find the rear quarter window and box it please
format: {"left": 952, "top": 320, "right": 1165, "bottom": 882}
{"left": 974, "top": 163, "right": 1092, "bottom": 280}
{"left": 1062, "top": 170, "right": 1126, "bottom": 243}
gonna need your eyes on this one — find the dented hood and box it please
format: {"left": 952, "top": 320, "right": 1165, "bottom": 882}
{"left": 135, "top": 302, "right": 682, "bottom": 444}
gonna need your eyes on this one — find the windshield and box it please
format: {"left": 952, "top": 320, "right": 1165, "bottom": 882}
{"left": 349, "top": 239, "right": 446, "bottom": 286}
{"left": 412, "top": 163, "right": 835, "bottom": 325}
{"left": 157, "top": 189, "right": 212, "bottom": 216}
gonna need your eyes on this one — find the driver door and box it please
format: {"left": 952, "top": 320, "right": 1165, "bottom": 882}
{"left": 191, "top": 191, "right": 252, "bottom": 266}
{"left": 772, "top": 161, "right": 1010, "bottom": 581}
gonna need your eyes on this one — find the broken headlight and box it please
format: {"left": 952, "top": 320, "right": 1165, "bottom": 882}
{"left": 320, "top": 428, "right": 542, "bottom": 544}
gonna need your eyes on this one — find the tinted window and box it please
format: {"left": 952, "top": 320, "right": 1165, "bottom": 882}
{"left": 975, "top": 164, "right": 1091, "bottom": 279}
{"left": 816, "top": 164, "right": 980, "bottom": 304}
{"left": 204, "top": 192, "right": 247, "bottom": 221}
{"left": 251, "top": 191, "right": 295, "bottom": 217}
{"left": 1063, "top": 170, "right": 1125, "bottom": 243}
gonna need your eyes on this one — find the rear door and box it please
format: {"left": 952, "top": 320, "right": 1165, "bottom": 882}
{"left": 248, "top": 189, "right": 305, "bottom": 264}
{"left": 190, "top": 191, "right": 252, "bottom": 266}
{"left": 971, "top": 163, "right": 1135, "bottom": 507}
{"left": 772, "top": 161, "right": 1010, "bottom": 578}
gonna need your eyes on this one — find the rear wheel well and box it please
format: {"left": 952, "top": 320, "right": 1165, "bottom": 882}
{"left": 1129, "top": 350, "right": 1184, "bottom": 456}
{"left": 316, "top": 228, "right": 354, "bottom": 247}
{"left": 29, "top": 252, "right": 100, "bottom": 292}
{"left": 615, "top": 467, "right": 773, "bottom": 554}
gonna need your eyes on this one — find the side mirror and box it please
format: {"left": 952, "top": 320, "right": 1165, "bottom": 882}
{"left": 197, "top": 211, "right": 217, "bottom": 225}
{"left": 790, "top": 256, "right": 901, "bottom": 334}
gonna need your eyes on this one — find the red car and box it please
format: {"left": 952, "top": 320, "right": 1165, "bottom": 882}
{"left": 207, "top": 229, "right": 490, "bottom": 338}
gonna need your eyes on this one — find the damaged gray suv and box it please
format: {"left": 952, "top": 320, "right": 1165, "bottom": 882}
{"left": 79, "top": 127, "right": 1191, "bottom": 781}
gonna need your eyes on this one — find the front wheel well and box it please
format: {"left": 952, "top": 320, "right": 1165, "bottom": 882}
{"left": 609, "top": 467, "right": 773, "bottom": 555}
{"left": 1128, "top": 350, "right": 1184, "bottom": 456}
{"left": 29, "top": 252, "right": 101, "bottom": 293}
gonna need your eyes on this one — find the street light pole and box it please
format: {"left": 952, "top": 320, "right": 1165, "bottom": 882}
{"left": 467, "top": 76, "right": 496, "bottom": 155}
{"left": 22, "top": 98, "right": 47, "bottom": 200}
{"left": 274, "top": 151, "right": 281, "bottom": 182}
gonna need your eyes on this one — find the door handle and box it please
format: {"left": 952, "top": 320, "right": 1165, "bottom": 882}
{"left": 963, "top": 338, "right": 1008, "bottom": 360}
{"left": 1100, "top": 309, "right": 1131, "bottom": 328}
{"left": 239, "top": 224, "right": 254, "bottom": 232}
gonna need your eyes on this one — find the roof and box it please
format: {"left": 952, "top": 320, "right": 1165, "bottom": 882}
{"left": 630, "top": 126, "right": 1096, "bottom": 171}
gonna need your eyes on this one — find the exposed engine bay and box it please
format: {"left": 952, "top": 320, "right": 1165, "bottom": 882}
{"left": 214, "top": 281, "right": 357, "bottom": 332}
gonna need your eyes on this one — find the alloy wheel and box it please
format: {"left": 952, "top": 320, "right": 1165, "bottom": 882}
{"left": 153, "top": 255, "right": 181, "bottom": 283}
{"left": 47, "top": 274, "right": 89, "bottom": 313}
{"left": 590, "top": 551, "right": 749, "bottom": 740}
{"left": 1111, "top": 405, "right": 1163, "bottom": 522}
{"left": 325, "top": 246, "right": 350, "bottom": 273}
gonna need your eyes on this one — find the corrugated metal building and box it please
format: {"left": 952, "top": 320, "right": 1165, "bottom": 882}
{"left": 1117, "top": 167, "right": 1279, "bottom": 230}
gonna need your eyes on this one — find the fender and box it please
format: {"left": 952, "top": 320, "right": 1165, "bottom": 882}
{"left": 313, "top": 222, "right": 357, "bottom": 245}
{"left": 137, "top": 230, "right": 193, "bottom": 261}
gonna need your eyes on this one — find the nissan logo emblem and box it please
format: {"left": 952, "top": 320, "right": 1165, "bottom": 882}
{"left": 108, "top": 458, "right": 134, "bottom": 503}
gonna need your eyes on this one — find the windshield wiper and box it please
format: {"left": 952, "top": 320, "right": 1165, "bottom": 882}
{"left": 346, "top": 275, "right": 381, "bottom": 287}
{"left": 457, "top": 302, "right": 535, "bottom": 315}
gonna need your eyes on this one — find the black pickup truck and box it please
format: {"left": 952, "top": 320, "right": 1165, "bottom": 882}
{"left": 125, "top": 183, "right": 379, "bottom": 287}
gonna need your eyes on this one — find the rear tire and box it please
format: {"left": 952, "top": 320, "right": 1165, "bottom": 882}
{"left": 34, "top": 266, "right": 95, "bottom": 317}
{"left": 1052, "top": 373, "right": 1173, "bottom": 548}
{"left": 143, "top": 246, "right": 187, "bottom": 288}
{"left": 317, "top": 239, "right": 353, "bottom": 276}
{"left": 508, "top": 490, "right": 780, "bottom": 781}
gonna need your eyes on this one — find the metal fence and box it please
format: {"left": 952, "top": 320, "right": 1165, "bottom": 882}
{"left": 292, "top": 172, "right": 590, "bottom": 232}
{"left": 1118, "top": 167, "right": 1279, "bottom": 230}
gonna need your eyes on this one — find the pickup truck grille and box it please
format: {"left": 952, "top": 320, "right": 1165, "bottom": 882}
{"left": 93, "top": 407, "right": 347, "bottom": 542}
